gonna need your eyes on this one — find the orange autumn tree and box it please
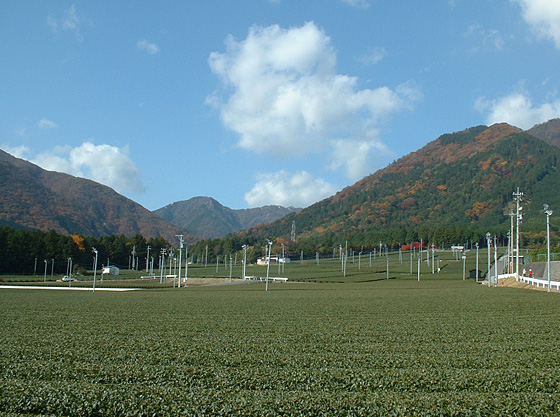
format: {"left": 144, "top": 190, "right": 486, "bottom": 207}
{"left": 71, "top": 234, "right": 86, "bottom": 251}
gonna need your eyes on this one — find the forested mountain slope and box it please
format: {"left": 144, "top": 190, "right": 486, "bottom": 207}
{"left": 0, "top": 150, "right": 195, "bottom": 243}
{"left": 155, "top": 196, "right": 299, "bottom": 239}
{"left": 228, "top": 122, "right": 560, "bottom": 252}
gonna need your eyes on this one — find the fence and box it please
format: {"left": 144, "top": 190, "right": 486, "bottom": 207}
{"left": 519, "top": 276, "right": 560, "bottom": 291}
{"left": 524, "top": 253, "right": 560, "bottom": 263}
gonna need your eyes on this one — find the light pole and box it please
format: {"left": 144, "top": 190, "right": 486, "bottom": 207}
{"left": 544, "top": 204, "right": 553, "bottom": 292}
{"left": 386, "top": 255, "right": 389, "bottom": 279}
{"left": 242, "top": 245, "right": 248, "bottom": 280}
{"left": 494, "top": 235, "right": 498, "bottom": 286}
{"left": 176, "top": 235, "right": 183, "bottom": 288}
{"left": 146, "top": 245, "right": 151, "bottom": 273}
{"left": 92, "top": 248, "right": 98, "bottom": 292}
{"left": 281, "top": 243, "right": 285, "bottom": 273}
{"left": 43, "top": 259, "right": 47, "bottom": 282}
{"left": 462, "top": 253, "right": 466, "bottom": 280}
{"left": 265, "top": 240, "right": 272, "bottom": 291}
{"left": 475, "top": 243, "right": 479, "bottom": 282}
{"left": 160, "top": 248, "right": 166, "bottom": 284}
{"left": 509, "top": 212, "right": 514, "bottom": 274}
{"left": 486, "top": 232, "right": 491, "bottom": 287}
{"left": 514, "top": 188, "right": 523, "bottom": 280}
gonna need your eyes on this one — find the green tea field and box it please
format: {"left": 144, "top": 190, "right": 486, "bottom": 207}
{"left": 1, "top": 255, "right": 559, "bottom": 415}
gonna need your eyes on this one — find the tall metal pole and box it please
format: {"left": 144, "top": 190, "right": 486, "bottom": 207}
{"left": 176, "top": 235, "right": 183, "bottom": 288}
{"left": 146, "top": 245, "right": 151, "bottom": 273}
{"left": 160, "top": 249, "right": 166, "bottom": 284}
{"left": 462, "top": 253, "right": 466, "bottom": 280}
{"left": 386, "top": 255, "right": 389, "bottom": 279}
{"left": 486, "top": 232, "right": 491, "bottom": 287}
{"left": 509, "top": 212, "right": 514, "bottom": 274}
{"left": 43, "top": 259, "right": 47, "bottom": 282}
{"left": 545, "top": 205, "right": 553, "bottom": 292}
{"left": 475, "top": 243, "right": 479, "bottom": 282}
{"left": 92, "top": 248, "right": 98, "bottom": 292}
{"left": 185, "top": 248, "right": 189, "bottom": 283}
{"left": 242, "top": 245, "right": 247, "bottom": 280}
{"left": 513, "top": 188, "right": 523, "bottom": 280}
{"left": 282, "top": 243, "right": 285, "bottom": 273}
{"left": 494, "top": 236, "right": 498, "bottom": 286}
{"left": 344, "top": 241, "right": 348, "bottom": 277}
{"left": 266, "top": 240, "right": 272, "bottom": 291}
{"left": 431, "top": 245, "right": 435, "bottom": 274}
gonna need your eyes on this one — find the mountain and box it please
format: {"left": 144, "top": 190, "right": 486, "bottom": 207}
{"left": 219, "top": 122, "right": 560, "bottom": 252}
{"left": 0, "top": 150, "right": 196, "bottom": 244}
{"left": 154, "top": 196, "right": 299, "bottom": 239}
{"left": 527, "top": 118, "right": 560, "bottom": 148}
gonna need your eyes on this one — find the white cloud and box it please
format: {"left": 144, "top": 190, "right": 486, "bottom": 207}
{"left": 1, "top": 144, "right": 30, "bottom": 159}
{"left": 137, "top": 39, "right": 159, "bottom": 55}
{"left": 208, "top": 22, "right": 420, "bottom": 178}
{"left": 38, "top": 118, "right": 58, "bottom": 130}
{"left": 464, "top": 24, "right": 504, "bottom": 51}
{"left": 245, "top": 170, "right": 337, "bottom": 208}
{"left": 47, "top": 4, "right": 83, "bottom": 40}
{"left": 357, "top": 46, "right": 387, "bottom": 65}
{"left": 32, "top": 142, "right": 145, "bottom": 195}
{"left": 329, "top": 135, "right": 392, "bottom": 180}
{"left": 515, "top": 0, "right": 560, "bottom": 48}
{"left": 475, "top": 91, "right": 560, "bottom": 129}
{"left": 340, "top": 0, "right": 370, "bottom": 9}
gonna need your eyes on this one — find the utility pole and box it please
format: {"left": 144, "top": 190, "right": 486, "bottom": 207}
{"left": 146, "top": 245, "right": 151, "bottom": 272}
{"left": 242, "top": 245, "right": 248, "bottom": 280}
{"left": 131, "top": 245, "right": 136, "bottom": 270}
{"left": 513, "top": 188, "right": 523, "bottom": 280}
{"left": 92, "top": 247, "right": 98, "bottom": 292}
{"left": 176, "top": 235, "right": 183, "bottom": 288}
{"left": 544, "top": 204, "right": 553, "bottom": 292}
{"left": 266, "top": 240, "right": 272, "bottom": 291}
{"left": 509, "top": 212, "right": 514, "bottom": 274}
{"left": 475, "top": 243, "right": 479, "bottom": 282}
{"left": 494, "top": 235, "right": 498, "bottom": 286}
{"left": 160, "top": 248, "right": 166, "bottom": 284}
{"left": 486, "top": 232, "right": 491, "bottom": 287}
{"left": 282, "top": 243, "right": 285, "bottom": 273}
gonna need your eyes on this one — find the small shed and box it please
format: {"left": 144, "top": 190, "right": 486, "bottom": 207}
{"left": 102, "top": 265, "right": 120, "bottom": 275}
{"left": 469, "top": 269, "right": 482, "bottom": 279}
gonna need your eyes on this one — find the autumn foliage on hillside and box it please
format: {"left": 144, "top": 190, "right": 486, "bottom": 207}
{"left": 225, "top": 123, "right": 560, "bottom": 255}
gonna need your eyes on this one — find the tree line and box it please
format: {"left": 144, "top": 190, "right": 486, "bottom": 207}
{"left": 0, "top": 226, "right": 169, "bottom": 276}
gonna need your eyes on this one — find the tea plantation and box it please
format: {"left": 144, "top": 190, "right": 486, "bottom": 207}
{"left": 1, "top": 265, "right": 559, "bottom": 415}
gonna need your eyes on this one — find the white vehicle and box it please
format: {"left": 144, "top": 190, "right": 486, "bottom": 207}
{"left": 61, "top": 276, "right": 77, "bottom": 282}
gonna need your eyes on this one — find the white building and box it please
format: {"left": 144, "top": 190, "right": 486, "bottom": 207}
{"left": 102, "top": 265, "right": 120, "bottom": 275}
{"left": 256, "top": 256, "right": 291, "bottom": 265}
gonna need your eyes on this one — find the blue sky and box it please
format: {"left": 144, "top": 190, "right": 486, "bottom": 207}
{"left": 2, "top": 1, "right": 560, "bottom": 211}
